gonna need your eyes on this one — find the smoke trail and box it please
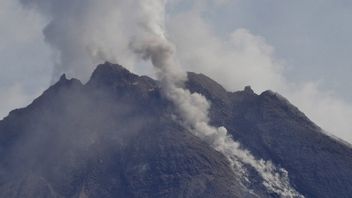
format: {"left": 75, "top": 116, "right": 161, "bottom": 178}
{"left": 20, "top": 0, "right": 303, "bottom": 196}
{"left": 130, "top": 1, "right": 303, "bottom": 197}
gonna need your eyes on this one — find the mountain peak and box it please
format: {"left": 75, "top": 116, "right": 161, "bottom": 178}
{"left": 100, "top": 61, "right": 130, "bottom": 72}
{"left": 244, "top": 86, "right": 254, "bottom": 94}
{"left": 50, "top": 73, "right": 82, "bottom": 91}
{"left": 92, "top": 61, "right": 132, "bottom": 78}
{"left": 59, "top": 74, "right": 67, "bottom": 81}
{"left": 87, "top": 62, "right": 138, "bottom": 87}
{"left": 186, "top": 72, "right": 230, "bottom": 104}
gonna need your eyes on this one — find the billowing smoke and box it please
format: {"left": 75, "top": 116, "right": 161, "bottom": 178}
{"left": 131, "top": 2, "right": 302, "bottom": 197}
{"left": 19, "top": 0, "right": 143, "bottom": 80}
{"left": 19, "top": 0, "right": 302, "bottom": 196}
{"left": 168, "top": 5, "right": 352, "bottom": 143}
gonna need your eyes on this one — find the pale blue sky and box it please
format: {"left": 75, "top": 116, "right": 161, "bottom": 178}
{"left": 210, "top": 0, "right": 352, "bottom": 100}
{"left": 170, "top": 0, "right": 352, "bottom": 100}
{"left": 0, "top": 0, "right": 351, "bottom": 141}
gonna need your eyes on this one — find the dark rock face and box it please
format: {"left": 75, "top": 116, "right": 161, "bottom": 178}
{"left": 0, "top": 63, "right": 256, "bottom": 198}
{"left": 186, "top": 72, "right": 352, "bottom": 198}
{"left": 0, "top": 62, "right": 351, "bottom": 197}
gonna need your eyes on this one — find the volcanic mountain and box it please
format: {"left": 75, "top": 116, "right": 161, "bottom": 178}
{"left": 0, "top": 62, "right": 352, "bottom": 198}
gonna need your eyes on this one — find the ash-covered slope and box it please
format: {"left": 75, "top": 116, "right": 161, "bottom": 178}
{"left": 0, "top": 62, "right": 351, "bottom": 197}
{"left": 186, "top": 72, "right": 352, "bottom": 198}
{"left": 0, "top": 63, "right": 261, "bottom": 198}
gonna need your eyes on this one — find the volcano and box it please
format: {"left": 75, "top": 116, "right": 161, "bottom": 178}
{"left": 0, "top": 62, "right": 352, "bottom": 198}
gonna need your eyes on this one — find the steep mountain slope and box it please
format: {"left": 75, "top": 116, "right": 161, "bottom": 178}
{"left": 187, "top": 72, "right": 352, "bottom": 198}
{"left": 0, "top": 63, "right": 261, "bottom": 198}
{"left": 0, "top": 62, "right": 351, "bottom": 197}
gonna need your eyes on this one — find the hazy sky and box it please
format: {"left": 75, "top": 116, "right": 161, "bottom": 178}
{"left": 0, "top": 0, "right": 351, "bottom": 142}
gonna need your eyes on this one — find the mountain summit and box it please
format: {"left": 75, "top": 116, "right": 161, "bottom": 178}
{"left": 0, "top": 62, "right": 352, "bottom": 198}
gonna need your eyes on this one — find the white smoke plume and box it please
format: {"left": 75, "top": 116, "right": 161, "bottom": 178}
{"left": 19, "top": 0, "right": 303, "bottom": 196}
{"left": 168, "top": 6, "right": 352, "bottom": 144}
{"left": 128, "top": 1, "right": 303, "bottom": 197}
{"left": 18, "top": 0, "right": 143, "bottom": 80}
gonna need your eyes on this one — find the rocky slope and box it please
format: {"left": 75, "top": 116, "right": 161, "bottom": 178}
{"left": 0, "top": 62, "right": 351, "bottom": 197}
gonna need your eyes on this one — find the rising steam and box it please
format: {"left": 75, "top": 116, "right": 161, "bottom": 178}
{"left": 130, "top": 1, "right": 303, "bottom": 197}
{"left": 20, "top": 0, "right": 303, "bottom": 196}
